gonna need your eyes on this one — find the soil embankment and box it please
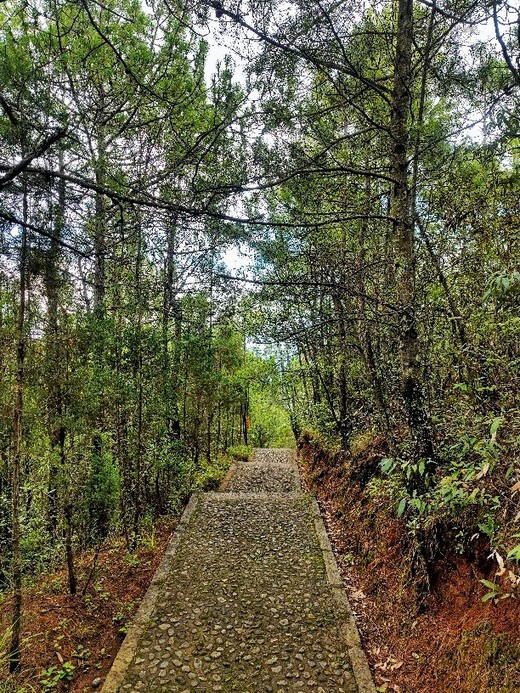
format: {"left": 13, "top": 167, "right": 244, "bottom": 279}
{"left": 298, "top": 433, "right": 520, "bottom": 693}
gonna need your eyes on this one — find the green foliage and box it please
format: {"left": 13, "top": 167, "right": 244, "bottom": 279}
{"left": 85, "top": 443, "right": 120, "bottom": 543}
{"left": 39, "top": 661, "right": 75, "bottom": 689}
{"left": 480, "top": 579, "right": 501, "bottom": 603}
{"left": 0, "top": 3, "right": 519, "bottom": 680}
{"left": 194, "top": 454, "right": 231, "bottom": 492}
{"left": 507, "top": 541, "right": 520, "bottom": 562}
{"left": 245, "top": 354, "right": 295, "bottom": 448}
{"left": 378, "top": 410, "right": 518, "bottom": 563}
{"left": 227, "top": 445, "right": 251, "bottom": 462}
{"left": 112, "top": 600, "right": 136, "bottom": 635}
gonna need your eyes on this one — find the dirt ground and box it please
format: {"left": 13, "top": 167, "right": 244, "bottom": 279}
{"left": 0, "top": 516, "right": 177, "bottom": 692}
{"left": 299, "top": 437, "right": 520, "bottom": 693}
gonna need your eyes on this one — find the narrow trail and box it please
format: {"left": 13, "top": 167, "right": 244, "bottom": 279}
{"left": 102, "top": 449, "right": 375, "bottom": 693}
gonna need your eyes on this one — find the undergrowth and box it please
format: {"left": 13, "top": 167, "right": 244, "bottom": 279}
{"left": 299, "top": 429, "right": 520, "bottom": 693}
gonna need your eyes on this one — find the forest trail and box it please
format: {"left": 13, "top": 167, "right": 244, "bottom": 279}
{"left": 102, "top": 449, "right": 375, "bottom": 693}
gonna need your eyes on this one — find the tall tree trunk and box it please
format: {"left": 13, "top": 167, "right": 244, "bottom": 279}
{"left": 304, "top": 336, "right": 340, "bottom": 431}
{"left": 10, "top": 183, "right": 28, "bottom": 673}
{"left": 162, "top": 224, "right": 181, "bottom": 441}
{"left": 355, "top": 174, "right": 393, "bottom": 438}
{"left": 391, "top": 0, "right": 434, "bottom": 467}
{"left": 93, "top": 138, "right": 106, "bottom": 320}
{"left": 91, "top": 123, "right": 107, "bottom": 485}
{"left": 133, "top": 218, "right": 144, "bottom": 545}
{"left": 206, "top": 411, "right": 213, "bottom": 463}
{"left": 64, "top": 498, "right": 77, "bottom": 595}
{"left": 332, "top": 295, "right": 351, "bottom": 449}
{"left": 409, "top": 5, "right": 468, "bottom": 374}
{"left": 45, "top": 148, "right": 66, "bottom": 539}
{"left": 242, "top": 388, "right": 249, "bottom": 447}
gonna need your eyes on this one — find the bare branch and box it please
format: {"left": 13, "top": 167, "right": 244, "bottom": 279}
{"left": 0, "top": 210, "right": 90, "bottom": 258}
{"left": 493, "top": 1, "right": 520, "bottom": 86}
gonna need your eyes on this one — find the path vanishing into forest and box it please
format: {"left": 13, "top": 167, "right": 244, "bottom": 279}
{"left": 102, "top": 450, "right": 375, "bottom": 693}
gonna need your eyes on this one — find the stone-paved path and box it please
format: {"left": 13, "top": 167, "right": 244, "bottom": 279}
{"left": 102, "top": 449, "right": 375, "bottom": 693}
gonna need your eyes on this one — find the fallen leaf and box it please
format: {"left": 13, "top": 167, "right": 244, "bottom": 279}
{"left": 495, "top": 551, "right": 506, "bottom": 576}
{"left": 511, "top": 480, "right": 520, "bottom": 494}
{"left": 475, "top": 462, "right": 490, "bottom": 480}
{"left": 351, "top": 589, "right": 367, "bottom": 600}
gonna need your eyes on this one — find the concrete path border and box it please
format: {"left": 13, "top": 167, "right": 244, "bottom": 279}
{"left": 310, "top": 497, "right": 376, "bottom": 692}
{"left": 102, "top": 494, "right": 201, "bottom": 693}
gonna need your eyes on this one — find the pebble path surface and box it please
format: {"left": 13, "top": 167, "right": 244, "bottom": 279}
{"left": 104, "top": 449, "right": 367, "bottom": 693}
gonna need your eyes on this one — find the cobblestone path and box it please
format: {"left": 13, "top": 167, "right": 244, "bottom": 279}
{"left": 103, "top": 449, "right": 374, "bottom": 693}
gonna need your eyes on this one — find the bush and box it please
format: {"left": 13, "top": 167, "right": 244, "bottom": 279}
{"left": 227, "top": 445, "right": 251, "bottom": 462}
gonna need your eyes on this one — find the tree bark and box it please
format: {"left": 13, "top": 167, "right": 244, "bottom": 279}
{"left": 332, "top": 295, "right": 351, "bottom": 449}
{"left": 162, "top": 223, "right": 182, "bottom": 441}
{"left": 45, "top": 148, "right": 66, "bottom": 539}
{"left": 391, "top": 0, "right": 434, "bottom": 467}
{"left": 133, "top": 216, "right": 144, "bottom": 545}
{"left": 10, "top": 182, "right": 28, "bottom": 673}
{"left": 356, "top": 174, "right": 393, "bottom": 438}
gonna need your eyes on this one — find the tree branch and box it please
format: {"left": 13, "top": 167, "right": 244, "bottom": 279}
{"left": 493, "top": 1, "right": 520, "bottom": 86}
{"left": 0, "top": 210, "right": 90, "bottom": 258}
{"left": 0, "top": 128, "right": 68, "bottom": 189}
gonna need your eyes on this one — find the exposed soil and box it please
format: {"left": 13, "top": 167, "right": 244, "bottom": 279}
{"left": 299, "top": 434, "right": 520, "bottom": 693}
{"left": 0, "top": 516, "right": 177, "bottom": 692}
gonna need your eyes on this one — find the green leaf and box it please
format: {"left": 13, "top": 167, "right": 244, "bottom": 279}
{"left": 480, "top": 579, "right": 499, "bottom": 591}
{"left": 380, "top": 457, "right": 394, "bottom": 474}
{"left": 506, "top": 544, "right": 520, "bottom": 561}
{"left": 481, "top": 592, "right": 497, "bottom": 602}
{"left": 397, "top": 498, "right": 407, "bottom": 517}
{"left": 490, "top": 417, "right": 502, "bottom": 437}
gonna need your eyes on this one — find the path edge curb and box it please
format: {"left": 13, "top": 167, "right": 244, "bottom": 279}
{"left": 218, "top": 460, "right": 238, "bottom": 491}
{"left": 311, "top": 496, "right": 377, "bottom": 693}
{"left": 101, "top": 493, "right": 200, "bottom": 693}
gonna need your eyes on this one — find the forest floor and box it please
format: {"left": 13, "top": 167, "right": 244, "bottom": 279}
{"left": 0, "top": 516, "right": 178, "bottom": 692}
{"left": 299, "top": 435, "right": 520, "bottom": 693}
{"left": 4, "top": 441, "right": 518, "bottom": 693}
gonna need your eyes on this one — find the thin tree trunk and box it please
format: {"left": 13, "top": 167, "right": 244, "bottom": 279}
{"left": 207, "top": 411, "right": 212, "bottom": 463}
{"left": 93, "top": 144, "right": 106, "bottom": 320}
{"left": 332, "top": 295, "right": 351, "bottom": 449}
{"left": 162, "top": 223, "right": 182, "bottom": 441}
{"left": 216, "top": 398, "right": 221, "bottom": 453}
{"left": 91, "top": 123, "right": 107, "bottom": 497}
{"left": 355, "top": 174, "right": 393, "bottom": 438}
{"left": 133, "top": 218, "right": 144, "bottom": 545}
{"left": 45, "top": 148, "right": 66, "bottom": 539}
{"left": 133, "top": 372, "right": 143, "bottom": 542}
{"left": 64, "top": 499, "right": 76, "bottom": 595}
{"left": 242, "top": 389, "right": 249, "bottom": 447}
{"left": 409, "top": 3, "right": 467, "bottom": 355}
{"left": 10, "top": 183, "right": 28, "bottom": 673}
